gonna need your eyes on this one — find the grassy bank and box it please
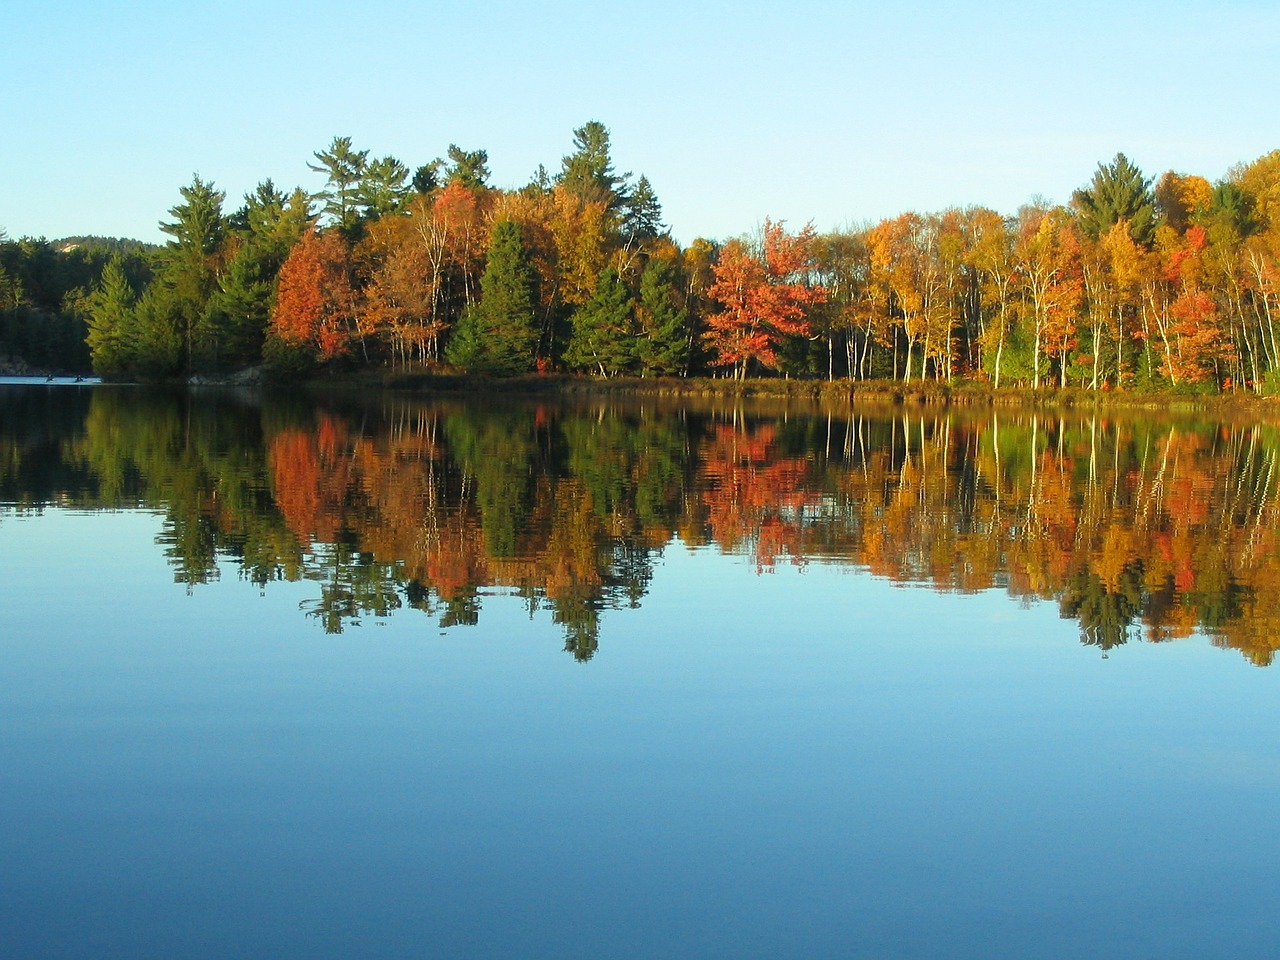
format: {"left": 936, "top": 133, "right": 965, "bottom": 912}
{"left": 298, "top": 369, "right": 1280, "bottom": 419}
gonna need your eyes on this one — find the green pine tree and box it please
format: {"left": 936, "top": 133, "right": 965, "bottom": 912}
{"left": 444, "top": 145, "right": 491, "bottom": 190}
{"left": 446, "top": 220, "right": 539, "bottom": 375}
{"left": 208, "top": 181, "right": 312, "bottom": 369}
{"left": 564, "top": 267, "right": 635, "bottom": 376}
{"left": 158, "top": 174, "right": 226, "bottom": 373}
{"left": 127, "top": 284, "right": 182, "bottom": 380}
{"left": 557, "top": 121, "right": 629, "bottom": 212}
{"left": 622, "top": 175, "right": 665, "bottom": 242}
{"left": 1072, "top": 153, "right": 1157, "bottom": 245}
{"left": 84, "top": 256, "right": 135, "bottom": 377}
{"left": 356, "top": 155, "right": 411, "bottom": 221}
{"left": 635, "top": 259, "right": 690, "bottom": 376}
{"left": 308, "top": 136, "right": 368, "bottom": 235}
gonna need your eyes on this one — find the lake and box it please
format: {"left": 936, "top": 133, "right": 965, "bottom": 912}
{"left": 3, "top": 382, "right": 1279, "bottom": 959}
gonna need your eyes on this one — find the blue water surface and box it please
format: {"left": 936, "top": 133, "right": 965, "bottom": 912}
{"left": 3, "top": 507, "right": 1277, "bottom": 960}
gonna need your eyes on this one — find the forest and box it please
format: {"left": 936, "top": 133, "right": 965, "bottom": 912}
{"left": 2, "top": 122, "right": 1279, "bottom": 391}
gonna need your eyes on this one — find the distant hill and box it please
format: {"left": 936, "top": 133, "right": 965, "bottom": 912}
{"left": 53, "top": 236, "right": 158, "bottom": 255}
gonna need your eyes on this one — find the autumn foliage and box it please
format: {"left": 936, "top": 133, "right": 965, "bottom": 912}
{"left": 270, "top": 228, "right": 356, "bottom": 359}
{"left": 704, "top": 219, "right": 827, "bottom": 377}
{"left": 72, "top": 131, "right": 1280, "bottom": 394}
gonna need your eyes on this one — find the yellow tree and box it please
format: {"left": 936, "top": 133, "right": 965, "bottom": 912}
{"left": 682, "top": 236, "right": 719, "bottom": 333}
{"left": 548, "top": 185, "right": 611, "bottom": 308}
{"left": 1101, "top": 220, "right": 1145, "bottom": 386}
{"left": 1155, "top": 171, "right": 1213, "bottom": 233}
{"left": 357, "top": 213, "right": 434, "bottom": 366}
{"left": 965, "top": 207, "right": 1017, "bottom": 386}
{"left": 1230, "top": 149, "right": 1280, "bottom": 230}
{"left": 414, "top": 182, "right": 488, "bottom": 350}
{"left": 1241, "top": 225, "right": 1280, "bottom": 387}
{"left": 1014, "top": 207, "right": 1083, "bottom": 388}
{"left": 1078, "top": 230, "right": 1121, "bottom": 390}
{"left": 933, "top": 210, "right": 971, "bottom": 381}
{"left": 812, "top": 229, "right": 874, "bottom": 379}
{"left": 867, "top": 214, "right": 925, "bottom": 381}
{"left": 355, "top": 182, "right": 490, "bottom": 367}
{"left": 1158, "top": 225, "right": 1234, "bottom": 384}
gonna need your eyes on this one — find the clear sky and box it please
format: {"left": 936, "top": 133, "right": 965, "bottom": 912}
{"left": 2, "top": 0, "right": 1277, "bottom": 246}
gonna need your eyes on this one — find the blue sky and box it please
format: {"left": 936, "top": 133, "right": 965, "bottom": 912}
{"left": 2, "top": 0, "right": 1277, "bottom": 245}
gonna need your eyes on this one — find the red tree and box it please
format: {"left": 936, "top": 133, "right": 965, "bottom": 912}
{"left": 704, "top": 219, "right": 827, "bottom": 378}
{"left": 271, "top": 229, "right": 356, "bottom": 360}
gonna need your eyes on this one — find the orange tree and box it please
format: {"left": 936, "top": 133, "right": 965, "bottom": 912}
{"left": 704, "top": 219, "right": 827, "bottom": 378}
{"left": 268, "top": 228, "right": 356, "bottom": 362}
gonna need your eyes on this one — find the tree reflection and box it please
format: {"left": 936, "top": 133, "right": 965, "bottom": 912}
{"left": 7, "top": 386, "right": 1280, "bottom": 665}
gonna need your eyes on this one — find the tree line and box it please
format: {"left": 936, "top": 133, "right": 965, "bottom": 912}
{"left": 0, "top": 235, "right": 154, "bottom": 373}
{"left": 6, "top": 124, "right": 1280, "bottom": 390}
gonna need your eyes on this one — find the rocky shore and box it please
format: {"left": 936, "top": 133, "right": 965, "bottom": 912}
{"left": 0, "top": 354, "right": 39, "bottom": 376}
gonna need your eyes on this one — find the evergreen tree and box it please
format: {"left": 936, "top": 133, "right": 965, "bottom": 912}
{"left": 1198, "top": 182, "right": 1260, "bottom": 238}
{"left": 204, "top": 251, "right": 273, "bottom": 366}
{"left": 1, "top": 237, "right": 137, "bottom": 374}
{"left": 564, "top": 267, "right": 635, "bottom": 376}
{"left": 0, "top": 260, "right": 21, "bottom": 311}
{"left": 522, "top": 164, "right": 553, "bottom": 198}
{"left": 412, "top": 160, "right": 442, "bottom": 194}
{"left": 357, "top": 155, "right": 411, "bottom": 221}
{"left": 1072, "top": 153, "right": 1157, "bottom": 246}
{"left": 622, "top": 175, "right": 665, "bottom": 242}
{"left": 636, "top": 258, "right": 690, "bottom": 376}
{"left": 557, "top": 120, "right": 630, "bottom": 212}
{"left": 230, "top": 181, "right": 313, "bottom": 248}
{"left": 446, "top": 220, "right": 538, "bottom": 375}
{"left": 158, "top": 174, "right": 226, "bottom": 373}
{"left": 308, "top": 136, "right": 369, "bottom": 234}
{"left": 445, "top": 145, "right": 490, "bottom": 190}
{"left": 209, "top": 182, "right": 312, "bottom": 368}
{"left": 160, "top": 174, "right": 225, "bottom": 258}
{"left": 128, "top": 284, "right": 182, "bottom": 379}
{"left": 83, "top": 257, "right": 136, "bottom": 377}
{"left": 230, "top": 179, "right": 287, "bottom": 234}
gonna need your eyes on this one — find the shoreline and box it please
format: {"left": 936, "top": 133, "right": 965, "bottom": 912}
{"left": 330, "top": 370, "right": 1280, "bottom": 419}
{"left": 27, "top": 368, "right": 1280, "bottom": 420}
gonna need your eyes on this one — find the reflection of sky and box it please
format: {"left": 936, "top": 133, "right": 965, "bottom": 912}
{"left": 2, "top": 508, "right": 1278, "bottom": 959}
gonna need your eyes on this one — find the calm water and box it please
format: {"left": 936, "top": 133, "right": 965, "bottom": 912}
{"left": 3, "top": 384, "right": 1279, "bottom": 959}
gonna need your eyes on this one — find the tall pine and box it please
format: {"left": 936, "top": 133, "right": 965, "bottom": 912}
{"left": 564, "top": 267, "right": 635, "bottom": 376}
{"left": 158, "top": 174, "right": 226, "bottom": 373}
{"left": 557, "top": 121, "right": 629, "bottom": 213}
{"left": 84, "top": 256, "right": 135, "bottom": 377}
{"left": 447, "top": 220, "right": 539, "bottom": 375}
{"left": 636, "top": 258, "right": 690, "bottom": 376}
{"left": 1073, "top": 153, "right": 1157, "bottom": 246}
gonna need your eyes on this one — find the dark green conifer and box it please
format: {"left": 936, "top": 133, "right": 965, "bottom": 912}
{"left": 622, "top": 175, "right": 665, "bottom": 241}
{"left": 84, "top": 256, "right": 135, "bottom": 377}
{"left": 446, "top": 220, "right": 538, "bottom": 375}
{"left": 635, "top": 258, "right": 689, "bottom": 376}
{"left": 564, "top": 267, "right": 635, "bottom": 376}
{"left": 1072, "top": 153, "right": 1157, "bottom": 245}
{"left": 557, "top": 121, "right": 630, "bottom": 212}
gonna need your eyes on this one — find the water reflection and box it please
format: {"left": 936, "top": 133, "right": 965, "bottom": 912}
{"left": 3, "top": 384, "right": 1279, "bottom": 664}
